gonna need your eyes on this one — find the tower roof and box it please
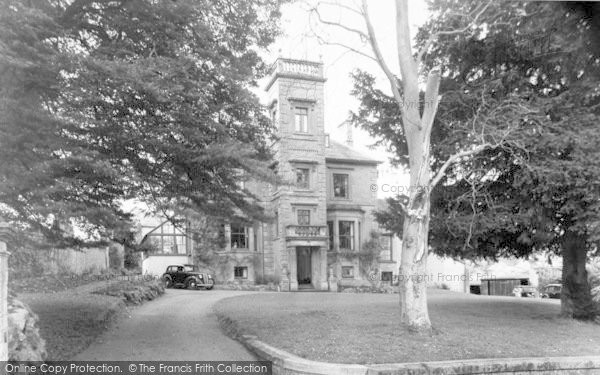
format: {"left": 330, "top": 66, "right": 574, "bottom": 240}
{"left": 265, "top": 58, "right": 326, "bottom": 91}
{"left": 325, "top": 140, "right": 381, "bottom": 166}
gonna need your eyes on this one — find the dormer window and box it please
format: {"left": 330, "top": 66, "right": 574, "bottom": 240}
{"left": 294, "top": 107, "right": 308, "bottom": 133}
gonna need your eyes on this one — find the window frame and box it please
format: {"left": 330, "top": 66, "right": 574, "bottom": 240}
{"left": 338, "top": 220, "right": 355, "bottom": 250}
{"left": 230, "top": 224, "right": 248, "bottom": 249}
{"left": 297, "top": 209, "right": 311, "bottom": 225}
{"left": 144, "top": 221, "right": 188, "bottom": 255}
{"left": 295, "top": 168, "right": 310, "bottom": 189}
{"left": 341, "top": 266, "right": 354, "bottom": 278}
{"left": 234, "top": 266, "right": 248, "bottom": 279}
{"left": 294, "top": 106, "right": 309, "bottom": 133}
{"left": 380, "top": 234, "right": 394, "bottom": 261}
{"left": 327, "top": 221, "right": 334, "bottom": 251}
{"left": 333, "top": 173, "right": 349, "bottom": 198}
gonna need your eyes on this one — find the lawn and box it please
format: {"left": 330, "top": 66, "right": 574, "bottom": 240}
{"left": 214, "top": 289, "right": 600, "bottom": 364}
{"left": 19, "top": 290, "right": 124, "bottom": 360}
{"left": 17, "top": 279, "right": 163, "bottom": 360}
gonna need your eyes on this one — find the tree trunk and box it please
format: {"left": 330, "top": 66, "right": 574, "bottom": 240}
{"left": 362, "top": 0, "right": 440, "bottom": 330}
{"left": 560, "top": 231, "right": 595, "bottom": 320}
{"left": 399, "top": 198, "right": 431, "bottom": 330}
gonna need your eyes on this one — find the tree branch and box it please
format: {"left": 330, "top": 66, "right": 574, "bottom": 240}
{"left": 361, "top": 0, "right": 422, "bottom": 130}
{"left": 429, "top": 143, "right": 493, "bottom": 189}
{"left": 310, "top": 5, "right": 370, "bottom": 40}
{"left": 312, "top": 32, "right": 378, "bottom": 63}
{"left": 416, "top": 1, "right": 492, "bottom": 64}
{"left": 318, "top": 0, "right": 365, "bottom": 17}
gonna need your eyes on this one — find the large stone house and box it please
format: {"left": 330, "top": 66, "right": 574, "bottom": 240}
{"left": 139, "top": 58, "right": 468, "bottom": 292}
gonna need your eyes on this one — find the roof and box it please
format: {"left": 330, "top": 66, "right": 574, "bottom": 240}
{"left": 325, "top": 140, "right": 381, "bottom": 166}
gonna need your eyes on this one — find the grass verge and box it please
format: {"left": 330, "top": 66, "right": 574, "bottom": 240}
{"left": 214, "top": 289, "right": 600, "bottom": 364}
{"left": 18, "top": 278, "right": 164, "bottom": 360}
{"left": 19, "top": 291, "right": 124, "bottom": 360}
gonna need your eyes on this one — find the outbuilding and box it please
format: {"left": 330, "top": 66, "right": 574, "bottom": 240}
{"left": 480, "top": 277, "right": 530, "bottom": 296}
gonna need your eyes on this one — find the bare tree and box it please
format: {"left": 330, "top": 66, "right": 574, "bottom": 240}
{"left": 309, "top": 0, "right": 497, "bottom": 330}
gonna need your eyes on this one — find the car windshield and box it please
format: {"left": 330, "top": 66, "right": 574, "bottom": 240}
{"left": 183, "top": 265, "right": 197, "bottom": 272}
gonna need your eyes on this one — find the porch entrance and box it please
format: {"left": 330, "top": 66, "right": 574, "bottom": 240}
{"left": 296, "top": 246, "right": 312, "bottom": 287}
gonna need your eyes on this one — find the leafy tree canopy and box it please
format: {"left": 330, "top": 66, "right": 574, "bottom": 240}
{"left": 353, "top": 0, "right": 600, "bottom": 259}
{"left": 353, "top": 0, "right": 600, "bottom": 319}
{"left": 0, "top": 0, "right": 284, "bottom": 248}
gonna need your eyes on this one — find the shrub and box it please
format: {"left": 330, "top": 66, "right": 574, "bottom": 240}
{"left": 108, "top": 244, "right": 124, "bottom": 270}
{"left": 93, "top": 279, "right": 164, "bottom": 305}
{"left": 255, "top": 274, "right": 280, "bottom": 285}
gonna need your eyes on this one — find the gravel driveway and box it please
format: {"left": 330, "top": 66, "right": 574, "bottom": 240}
{"left": 74, "top": 289, "right": 258, "bottom": 360}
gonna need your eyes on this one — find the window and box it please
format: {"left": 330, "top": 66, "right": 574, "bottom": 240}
{"left": 273, "top": 211, "right": 279, "bottom": 239}
{"left": 380, "top": 234, "right": 393, "bottom": 261}
{"left": 333, "top": 174, "right": 349, "bottom": 198}
{"left": 381, "top": 272, "right": 393, "bottom": 282}
{"left": 358, "top": 222, "right": 361, "bottom": 251}
{"left": 297, "top": 209, "right": 310, "bottom": 225}
{"left": 294, "top": 107, "right": 308, "bottom": 132}
{"left": 339, "top": 221, "right": 354, "bottom": 250}
{"left": 253, "top": 227, "right": 258, "bottom": 252}
{"left": 234, "top": 266, "right": 248, "bottom": 279}
{"left": 234, "top": 168, "right": 245, "bottom": 190}
{"left": 231, "top": 225, "right": 247, "bottom": 249}
{"left": 327, "top": 221, "right": 334, "bottom": 251}
{"left": 296, "top": 168, "right": 310, "bottom": 189}
{"left": 271, "top": 108, "right": 278, "bottom": 127}
{"left": 145, "top": 221, "right": 188, "bottom": 255}
{"left": 217, "top": 223, "right": 226, "bottom": 249}
{"left": 342, "top": 266, "right": 354, "bottom": 278}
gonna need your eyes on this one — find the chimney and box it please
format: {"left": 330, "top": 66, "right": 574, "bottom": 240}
{"left": 337, "top": 120, "right": 353, "bottom": 147}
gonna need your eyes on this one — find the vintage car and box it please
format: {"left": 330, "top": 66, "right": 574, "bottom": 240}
{"left": 161, "top": 264, "right": 215, "bottom": 290}
{"left": 511, "top": 285, "right": 539, "bottom": 297}
{"left": 540, "top": 283, "right": 562, "bottom": 299}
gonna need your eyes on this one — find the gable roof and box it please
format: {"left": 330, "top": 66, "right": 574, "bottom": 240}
{"left": 325, "top": 140, "right": 381, "bottom": 166}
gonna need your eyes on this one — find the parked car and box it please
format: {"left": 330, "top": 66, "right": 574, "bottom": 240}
{"left": 512, "top": 285, "right": 539, "bottom": 298}
{"left": 161, "top": 264, "right": 215, "bottom": 290}
{"left": 540, "top": 283, "right": 562, "bottom": 299}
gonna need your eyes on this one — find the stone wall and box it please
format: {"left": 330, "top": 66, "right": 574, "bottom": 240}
{"left": 8, "top": 298, "right": 46, "bottom": 361}
{"left": 212, "top": 252, "right": 261, "bottom": 284}
{"left": 10, "top": 247, "right": 109, "bottom": 276}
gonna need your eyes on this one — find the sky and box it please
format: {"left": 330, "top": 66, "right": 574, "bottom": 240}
{"left": 257, "top": 0, "right": 431, "bottom": 196}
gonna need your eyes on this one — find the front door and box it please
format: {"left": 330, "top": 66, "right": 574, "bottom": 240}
{"left": 296, "top": 247, "right": 312, "bottom": 285}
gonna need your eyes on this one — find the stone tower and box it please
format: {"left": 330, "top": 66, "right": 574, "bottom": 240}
{"left": 264, "top": 58, "right": 329, "bottom": 291}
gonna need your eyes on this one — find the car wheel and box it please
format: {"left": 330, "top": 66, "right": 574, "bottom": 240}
{"left": 205, "top": 279, "right": 215, "bottom": 290}
{"left": 187, "top": 278, "right": 198, "bottom": 290}
{"left": 163, "top": 277, "right": 173, "bottom": 289}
